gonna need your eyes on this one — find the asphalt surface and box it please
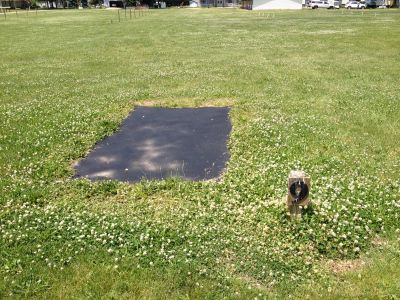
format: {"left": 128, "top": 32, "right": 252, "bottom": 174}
{"left": 74, "top": 106, "right": 231, "bottom": 182}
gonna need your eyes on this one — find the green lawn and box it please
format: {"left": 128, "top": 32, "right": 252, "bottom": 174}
{"left": 1, "top": 8, "right": 400, "bottom": 299}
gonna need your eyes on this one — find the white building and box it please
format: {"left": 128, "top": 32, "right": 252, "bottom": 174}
{"left": 199, "top": 0, "right": 240, "bottom": 7}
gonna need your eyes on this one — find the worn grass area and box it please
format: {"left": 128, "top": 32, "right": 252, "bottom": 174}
{"left": 1, "top": 8, "right": 400, "bottom": 298}
{"left": 300, "top": 233, "right": 400, "bottom": 299}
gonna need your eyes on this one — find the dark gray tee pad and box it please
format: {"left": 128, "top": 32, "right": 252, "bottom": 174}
{"left": 74, "top": 106, "right": 231, "bottom": 182}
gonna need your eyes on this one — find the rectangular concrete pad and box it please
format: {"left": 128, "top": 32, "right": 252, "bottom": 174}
{"left": 74, "top": 106, "right": 231, "bottom": 182}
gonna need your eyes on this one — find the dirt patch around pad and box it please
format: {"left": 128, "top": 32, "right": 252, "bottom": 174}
{"left": 135, "top": 98, "right": 235, "bottom": 108}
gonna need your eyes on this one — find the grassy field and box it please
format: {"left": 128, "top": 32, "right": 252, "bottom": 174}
{"left": 1, "top": 7, "right": 400, "bottom": 299}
